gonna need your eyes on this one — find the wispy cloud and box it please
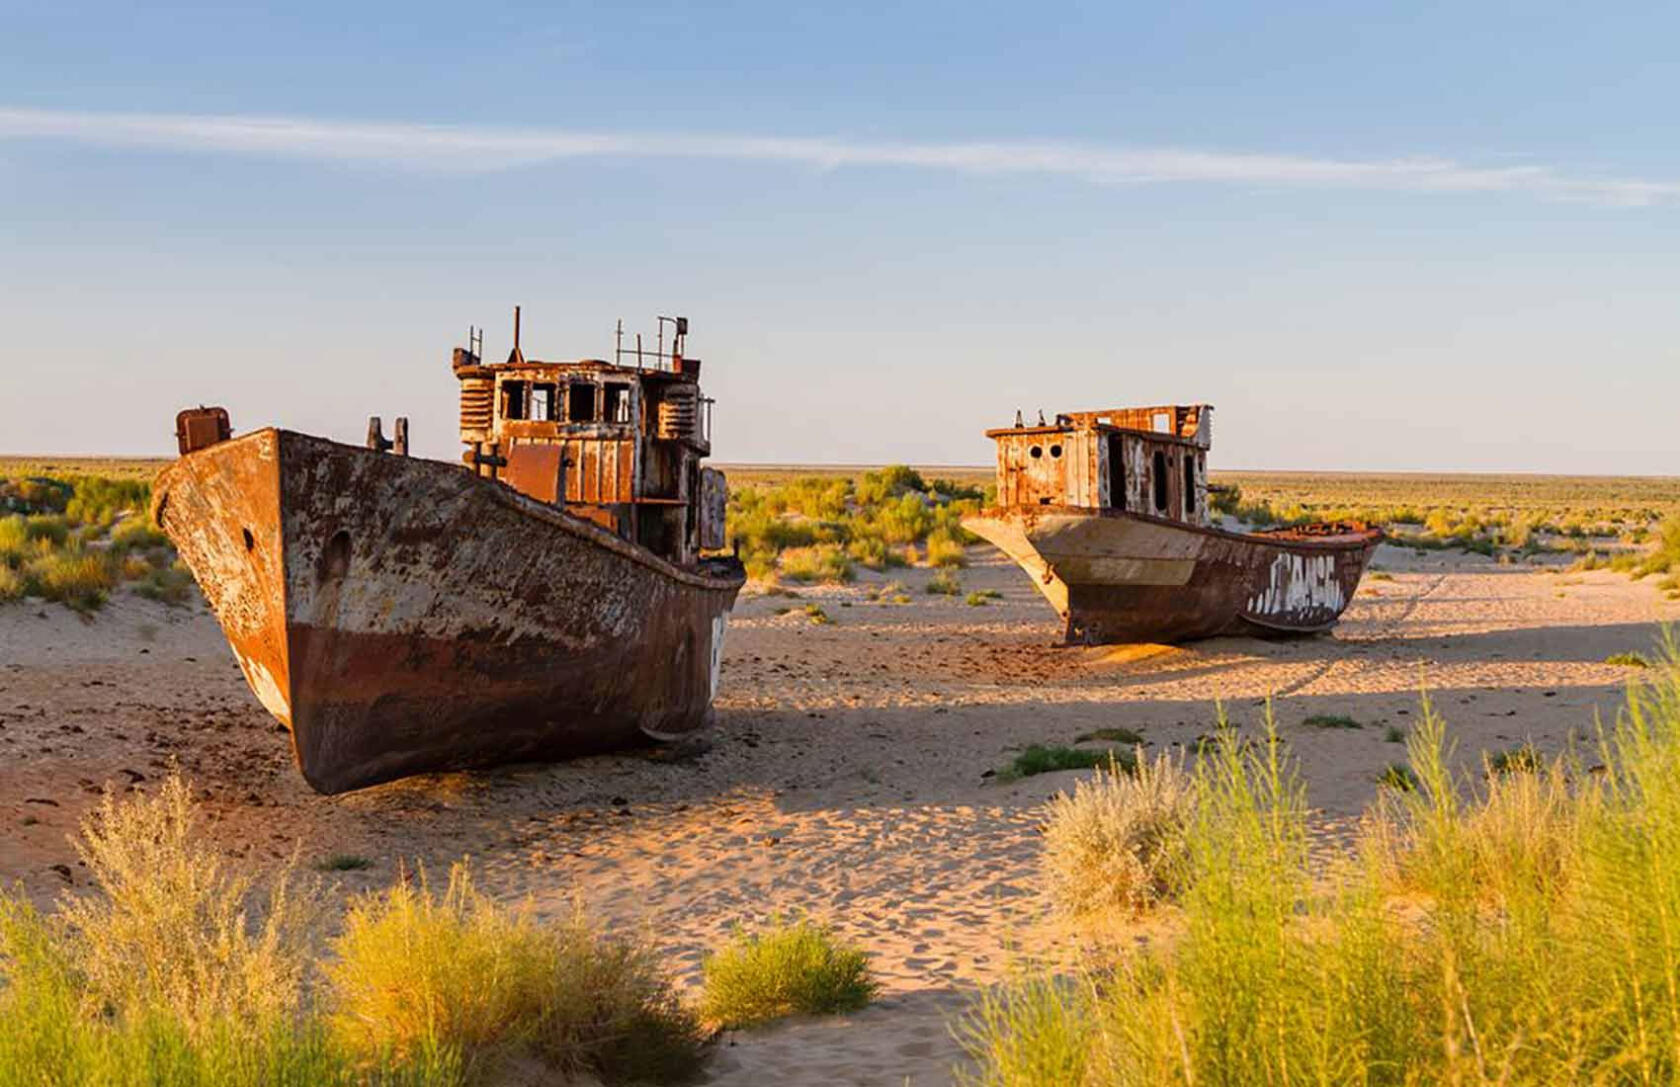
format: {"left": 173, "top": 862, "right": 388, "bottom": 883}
{"left": 3, "top": 105, "right": 1676, "bottom": 206}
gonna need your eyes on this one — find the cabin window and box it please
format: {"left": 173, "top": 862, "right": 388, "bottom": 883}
{"left": 1108, "top": 435, "right": 1126, "bottom": 511}
{"left": 1029, "top": 445, "right": 1043, "bottom": 459}
{"left": 567, "top": 382, "right": 597, "bottom": 422}
{"left": 1153, "top": 412, "right": 1171, "bottom": 433}
{"left": 529, "top": 383, "right": 557, "bottom": 422}
{"left": 1183, "top": 453, "right": 1197, "bottom": 518}
{"left": 1152, "top": 450, "right": 1169, "bottom": 512}
{"left": 1049, "top": 444, "right": 1063, "bottom": 458}
{"left": 502, "top": 381, "right": 527, "bottom": 421}
{"left": 604, "top": 383, "right": 632, "bottom": 424}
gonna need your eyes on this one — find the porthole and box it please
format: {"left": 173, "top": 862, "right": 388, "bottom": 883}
{"left": 1049, "top": 444, "right": 1063, "bottom": 458}
{"left": 1029, "top": 445, "right": 1043, "bottom": 459}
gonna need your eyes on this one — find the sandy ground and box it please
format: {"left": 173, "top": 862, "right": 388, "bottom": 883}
{"left": 2, "top": 544, "right": 1677, "bottom": 1084}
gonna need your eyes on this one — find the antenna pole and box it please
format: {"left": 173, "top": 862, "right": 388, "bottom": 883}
{"left": 513, "top": 306, "right": 521, "bottom": 353}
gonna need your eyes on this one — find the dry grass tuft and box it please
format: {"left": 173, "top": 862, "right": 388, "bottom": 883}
{"left": 1042, "top": 749, "right": 1194, "bottom": 917}
{"left": 59, "top": 773, "right": 322, "bottom": 1031}
{"left": 328, "top": 862, "right": 703, "bottom": 1083}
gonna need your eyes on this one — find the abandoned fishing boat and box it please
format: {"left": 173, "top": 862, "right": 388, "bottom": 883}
{"left": 962, "top": 406, "right": 1381, "bottom": 645}
{"left": 153, "top": 313, "right": 744, "bottom": 794}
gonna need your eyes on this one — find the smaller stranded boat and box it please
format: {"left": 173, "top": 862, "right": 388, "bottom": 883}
{"left": 154, "top": 312, "right": 744, "bottom": 794}
{"left": 962, "top": 405, "right": 1380, "bottom": 645}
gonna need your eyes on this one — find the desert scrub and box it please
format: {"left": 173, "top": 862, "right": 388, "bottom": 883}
{"left": 925, "top": 528, "right": 968, "bottom": 568}
{"left": 961, "top": 665, "right": 1680, "bottom": 1085}
{"left": 1300, "top": 713, "right": 1361, "bottom": 730}
{"left": 926, "top": 568, "right": 962, "bottom": 596}
{"left": 0, "top": 564, "right": 22, "bottom": 602}
{"left": 0, "top": 772, "right": 703, "bottom": 1087}
{"left": 22, "top": 548, "right": 116, "bottom": 612}
{"left": 965, "top": 589, "right": 1002, "bottom": 606}
{"left": 1042, "top": 749, "right": 1193, "bottom": 916}
{"left": 1001, "top": 745, "right": 1135, "bottom": 781}
{"left": 0, "top": 773, "right": 409, "bottom": 1086}
{"left": 1075, "top": 727, "right": 1145, "bottom": 745}
{"left": 699, "top": 916, "right": 875, "bottom": 1028}
{"left": 726, "top": 465, "right": 980, "bottom": 581}
{"left": 1486, "top": 741, "right": 1542, "bottom": 775}
{"left": 0, "top": 476, "right": 179, "bottom": 612}
{"left": 133, "top": 560, "right": 196, "bottom": 606}
{"left": 328, "top": 863, "right": 703, "bottom": 1083}
{"left": 56, "top": 772, "right": 323, "bottom": 1031}
{"left": 776, "top": 544, "right": 853, "bottom": 584}
{"left": 1606, "top": 651, "right": 1652, "bottom": 668}
{"left": 1376, "top": 761, "right": 1419, "bottom": 791}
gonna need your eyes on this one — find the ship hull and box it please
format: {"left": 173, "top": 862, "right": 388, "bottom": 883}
{"left": 153, "top": 429, "right": 744, "bottom": 794}
{"left": 963, "top": 507, "right": 1380, "bottom": 645}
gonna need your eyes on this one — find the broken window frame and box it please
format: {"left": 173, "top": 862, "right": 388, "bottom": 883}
{"left": 502, "top": 380, "right": 528, "bottom": 421}
{"left": 603, "top": 383, "right": 632, "bottom": 425}
{"left": 567, "top": 382, "right": 598, "bottom": 423}
{"left": 529, "top": 383, "right": 558, "bottom": 422}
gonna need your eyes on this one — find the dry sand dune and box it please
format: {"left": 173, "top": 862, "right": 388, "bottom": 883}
{"left": 2, "top": 544, "right": 1676, "bottom": 1084}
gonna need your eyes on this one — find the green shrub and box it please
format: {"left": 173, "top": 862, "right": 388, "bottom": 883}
{"left": 328, "top": 863, "right": 703, "bottom": 1082}
{"left": 960, "top": 664, "right": 1680, "bottom": 1084}
{"left": 110, "top": 517, "right": 171, "bottom": 553}
{"left": 777, "top": 544, "right": 853, "bottom": 584}
{"left": 1376, "top": 761, "right": 1419, "bottom": 791}
{"left": 0, "top": 772, "right": 703, "bottom": 1087}
{"left": 953, "top": 975, "right": 1095, "bottom": 1087}
{"left": 699, "top": 917, "right": 874, "bottom": 1029}
{"left": 0, "top": 564, "right": 22, "bottom": 602}
{"left": 925, "top": 528, "right": 967, "bottom": 568}
{"left": 0, "top": 515, "right": 29, "bottom": 563}
{"left": 25, "top": 550, "right": 114, "bottom": 612}
{"left": 1487, "top": 742, "right": 1542, "bottom": 775}
{"left": 1002, "top": 745, "right": 1135, "bottom": 781}
{"left": 845, "top": 536, "right": 906, "bottom": 571}
{"left": 1301, "top": 713, "right": 1362, "bottom": 730}
{"left": 1075, "top": 727, "right": 1144, "bottom": 745}
{"left": 926, "top": 569, "right": 962, "bottom": 596}
{"left": 134, "top": 562, "right": 196, "bottom": 606}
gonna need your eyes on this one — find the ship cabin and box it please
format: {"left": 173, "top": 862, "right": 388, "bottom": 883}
{"left": 985, "top": 405, "right": 1214, "bottom": 528}
{"left": 451, "top": 315, "right": 726, "bottom": 567}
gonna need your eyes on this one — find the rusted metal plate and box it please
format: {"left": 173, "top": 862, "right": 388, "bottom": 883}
{"left": 175, "top": 407, "right": 231, "bottom": 454}
{"left": 504, "top": 443, "right": 565, "bottom": 504}
{"left": 699, "top": 468, "right": 728, "bottom": 551}
{"left": 154, "top": 429, "right": 744, "bottom": 794}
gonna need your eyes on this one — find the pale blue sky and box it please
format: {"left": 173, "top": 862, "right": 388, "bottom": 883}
{"left": 4, "top": 2, "right": 1678, "bottom": 471}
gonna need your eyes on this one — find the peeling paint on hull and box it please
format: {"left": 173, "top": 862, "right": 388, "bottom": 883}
{"left": 153, "top": 429, "right": 744, "bottom": 794}
{"left": 963, "top": 506, "right": 1379, "bottom": 645}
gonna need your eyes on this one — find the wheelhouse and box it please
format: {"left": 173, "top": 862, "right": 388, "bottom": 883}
{"left": 985, "top": 405, "right": 1213, "bottom": 527}
{"left": 451, "top": 313, "right": 726, "bottom": 566}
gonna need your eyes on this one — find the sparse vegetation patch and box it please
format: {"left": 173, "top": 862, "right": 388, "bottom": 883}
{"left": 959, "top": 668, "right": 1680, "bottom": 1084}
{"left": 1001, "top": 745, "right": 1135, "bottom": 781}
{"left": 699, "top": 916, "right": 875, "bottom": 1028}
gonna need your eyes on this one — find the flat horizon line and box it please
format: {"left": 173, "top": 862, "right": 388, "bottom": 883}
{"left": 5, "top": 453, "right": 1674, "bottom": 484}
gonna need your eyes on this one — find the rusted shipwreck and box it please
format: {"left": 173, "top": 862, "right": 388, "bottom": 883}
{"left": 154, "top": 314, "right": 744, "bottom": 794}
{"left": 962, "top": 406, "right": 1380, "bottom": 644}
